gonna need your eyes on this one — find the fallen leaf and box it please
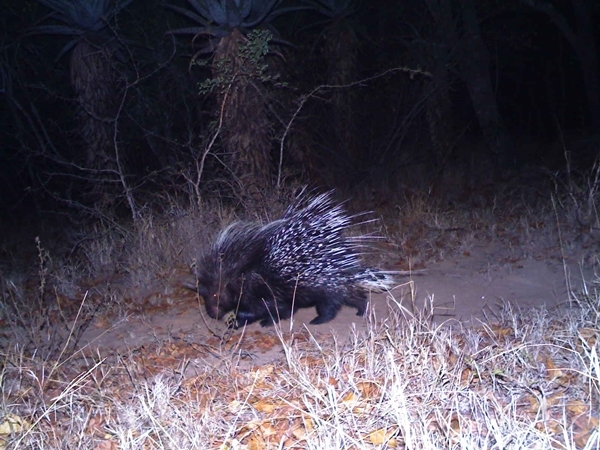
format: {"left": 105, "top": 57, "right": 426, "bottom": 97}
{"left": 356, "top": 381, "right": 380, "bottom": 398}
{"left": 0, "top": 414, "right": 31, "bottom": 436}
{"left": 567, "top": 399, "right": 589, "bottom": 416}
{"left": 253, "top": 399, "right": 278, "bottom": 414}
{"left": 366, "top": 427, "right": 398, "bottom": 446}
{"left": 92, "top": 440, "right": 118, "bottom": 450}
{"left": 573, "top": 414, "right": 599, "bottom": 449}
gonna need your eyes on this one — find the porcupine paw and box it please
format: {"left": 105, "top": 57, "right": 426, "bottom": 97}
{"left": 259, "top": 317, "right": 277, "bottom": 327}
{"left": 224, "top": 312, "right": 238, "bottom": 329}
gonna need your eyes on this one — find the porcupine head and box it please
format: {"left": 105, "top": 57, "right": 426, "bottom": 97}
{"left": 192, "top": 253, "right": 237, "bottom": 321}
{"left": 189, "top": 222, "right": 269, "bottom": 321}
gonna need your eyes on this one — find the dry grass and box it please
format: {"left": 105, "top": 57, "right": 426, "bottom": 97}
{"left": 2, "top": 273, "right": 600, "bottom": 449}
{"left": 2, "top": 164, "right": 600, "bottom": 449}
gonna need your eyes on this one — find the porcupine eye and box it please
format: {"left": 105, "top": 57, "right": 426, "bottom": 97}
{"left": 204, "top": 281, "right": 236, "bottom": 320}
{"left": 193, "top": 279, "right": 222, "bottom": 319}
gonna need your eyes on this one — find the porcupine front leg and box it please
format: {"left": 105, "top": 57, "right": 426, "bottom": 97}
{"left": 233, "top": 309, "right": 264, "bottom": 327}
{"left": 234, "top": 282, "right": 294, "bottom": 327}
{"left": 257, "top": 301, "right": 293, "bottom": 327}
{"left": 252, "top": 280, "right": 293, "bottom": 326}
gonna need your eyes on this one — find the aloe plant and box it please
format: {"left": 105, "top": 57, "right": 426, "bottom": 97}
{"left": 166, "top": 0, "right": 307, "bottom": 199}
{"left": 166, "top": 0, "right": 301, "bottom": 52}
{"left": 33, "top": 0, "right": 133, "bottom": 58}
{"left": 31, "top": 0, "right": 133, "bottom": 187}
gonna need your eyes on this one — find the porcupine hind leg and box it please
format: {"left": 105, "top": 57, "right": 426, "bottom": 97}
{"left": 309, "top": 290, "right": 342, "bottom": 325}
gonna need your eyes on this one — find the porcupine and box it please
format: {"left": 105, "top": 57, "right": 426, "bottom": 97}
{"left": 188, "top": 191, "right": 396, "bottom": 328}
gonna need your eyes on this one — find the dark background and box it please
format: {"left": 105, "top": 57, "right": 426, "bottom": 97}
{"left": 1, "top": 0, "right": 599, "bottom": 224}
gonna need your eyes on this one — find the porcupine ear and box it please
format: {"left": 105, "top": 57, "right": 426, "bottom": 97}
{"left": 182, "top": 274, "right": 197, "bottom": 292}
{"left": 182, "top": 260, "right": 210, "bottom": 298}
{"left": 182, "top": 259, "right": 201, "bottom": 292}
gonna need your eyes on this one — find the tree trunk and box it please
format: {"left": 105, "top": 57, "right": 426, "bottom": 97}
{"left": 457, "top": 0, "right": 512, "bottom": 177}
{"left": 422, "top": 0, "right": 457, "bottom": 178}
{"left": 69, "top": 40, "right": 121, "bottom": 204}
{"left": 214, "top": 28, "right": 273, "bottom": 201}
{"left": 323, "top": 20, "right": 359, "bottom": 169}
{"left": 570, "top": 1, "right": 600, "bottom": 128}
{"left": 70, "top": 41, "right": 116, "bottom": 173}
{"left": 423, "top": 0, "right": 512, "bottom": 178}
{"left": 524, "top": 0, "right": 600, "bottom": 128}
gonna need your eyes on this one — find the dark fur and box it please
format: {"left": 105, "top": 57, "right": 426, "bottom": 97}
{"left": 187, "top": 192, "right": 386, "bottom": 328}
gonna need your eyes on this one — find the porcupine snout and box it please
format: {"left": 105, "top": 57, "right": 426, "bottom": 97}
{"left": 188, "top": 266, "right": 237, "bottom": 321}
{"left": 202, "top": 289, "right": 223, "bottom": 320}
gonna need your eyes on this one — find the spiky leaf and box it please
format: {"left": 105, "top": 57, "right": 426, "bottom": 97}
{"left": 166, "top": 0, "right": 308, "bottom": 40}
